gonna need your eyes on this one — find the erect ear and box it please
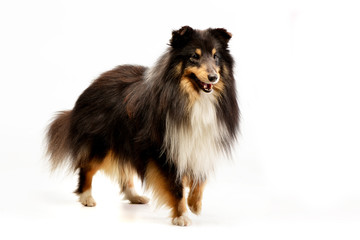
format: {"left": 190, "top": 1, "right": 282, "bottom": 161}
{"left": 170, "top": 26, "right": 194, "bottom": 49}
{"left": 209, "top": 28, "right": 232, "bottom": 47}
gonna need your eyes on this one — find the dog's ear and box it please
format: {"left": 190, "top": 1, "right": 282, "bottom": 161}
{"left": 209, "top": 28, "right": 232, "bottom": 47}
{"left": 170, "top": 26, "right": 194, "bottom": 49}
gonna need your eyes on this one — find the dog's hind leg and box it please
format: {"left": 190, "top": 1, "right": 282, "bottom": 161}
{"left": 121, "top": 177, "right": 150, "bottom": 204}
{"left": 75, "top": 165, "right": 98, "bottom": 207}
{"left": 118, "top": 163, "right": 149, "bottom": 204}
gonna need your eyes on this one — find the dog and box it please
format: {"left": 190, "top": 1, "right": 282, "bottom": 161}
{"left": 46, "top": 26, "right": 239, "bottom": 226}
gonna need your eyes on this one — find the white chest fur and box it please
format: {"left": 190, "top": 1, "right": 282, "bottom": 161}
{"left": 163, "top": 93, "right": 228, "bottom": 182}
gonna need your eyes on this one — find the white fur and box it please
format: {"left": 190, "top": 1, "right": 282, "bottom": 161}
{"left": 79, "top": 189, "right": 96, "bottom": 207}
{"left": 172, "top": 215, "right": 191, "bottom": 226}
{"left": 163, "top": 93, "right": 229, "bottom": 182}
{"left": 123, "top": 187, "right": 149, "bottom": 204}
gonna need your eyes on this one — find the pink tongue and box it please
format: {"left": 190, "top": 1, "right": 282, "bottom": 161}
{"left": 204, "top": 83, "right": 212, "bottom": 90}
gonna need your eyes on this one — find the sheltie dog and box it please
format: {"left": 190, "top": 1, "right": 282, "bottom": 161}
{"left": 46, "top": 26, "right": 239, "bottom": 226}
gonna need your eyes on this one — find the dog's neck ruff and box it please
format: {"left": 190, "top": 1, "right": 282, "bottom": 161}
{"left": 163, "top": 92, "right": 228, "bottom": 183}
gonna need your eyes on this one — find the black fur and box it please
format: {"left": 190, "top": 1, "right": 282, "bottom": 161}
{"left": 46, "top": 26, "right": 239, "bottom": 224}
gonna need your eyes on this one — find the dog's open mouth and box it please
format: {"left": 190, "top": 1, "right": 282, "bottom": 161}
{"left": 191, "top": 74, "right": 214, "bottom": 93}
{"left": 197, "top": 80, "right": 213, "bottom": 93}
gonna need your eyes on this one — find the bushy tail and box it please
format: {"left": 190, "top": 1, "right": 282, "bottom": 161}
{"left": 46, "top": 110, "right": 72, "bottom": 171}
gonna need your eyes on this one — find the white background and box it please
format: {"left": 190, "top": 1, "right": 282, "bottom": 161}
{"left": 0, "top": 0, "right": 359, "bottom": 239}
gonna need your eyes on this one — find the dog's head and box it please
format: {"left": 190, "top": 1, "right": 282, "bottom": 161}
{"left": 169, "top": 26, "right": 233, "bottom": 95}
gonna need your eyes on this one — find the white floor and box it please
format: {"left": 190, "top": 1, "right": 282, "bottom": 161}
{"left": 1, "top": 151, "right": 359, "bottom": 240}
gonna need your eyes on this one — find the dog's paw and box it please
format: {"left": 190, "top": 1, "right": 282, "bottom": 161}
{"left": 187, "top": 196, "right": 202, "bottom": 215}
{"left": 172, "top": 215, "right": 192, "bottom": 226}
{"left": 128, "top": 195, "right": 150, "bottom": 204}
{"left": 79, "top": 190, "right": 96, "bottom": 207}
{"left": 124, "top": 188, "right": 150, "bottom": 204}
{"left": 188, "top": 200, "right": 202, "bottom": 215}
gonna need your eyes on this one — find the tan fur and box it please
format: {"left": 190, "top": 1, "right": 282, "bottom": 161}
{"left": 184, "top": 66, "right": 209, "bottom": 83}
{"left": 79, "top": 152, "right": 148, "bottom": 204}
{"left": 175, "top": 197, "right": 187, "bottom": 219}
{"left": 175, "top": 62, "right": 183, "bottom": 74}
{"left": 195, "top": 48, "right": 202, "bottom": 56}
{"left": 180, "top": 77, "right": 200, "bottom": 109}
{"left": 79, "top": 152, "right": 135, "bottom": 191}
{"left": 99, "top": 151, "right": 135, "bottom": 189}
{"left": 82, "top": 164, "right": 100, "bottom": 192}
{"left": 212, "top": 48, "right": 216, "bottom": 56}
{"left": 145, "top": 161, "right": 187, "bottom": 218}
{"left": 187, "top": 180, "right": 206, "bottom": 215}
{"left": 144, "top": 161, "right": 174, "bottom": 207}
{"left": 213, "top": 79, "right": 225, "bottom": 96}
{"left": 180, "top": 64, "right": 216, "bottom": 108}
{"left": 184, "top": 65, "right": 220, "bottom": 82}
{"left": 180, "top": 62, "right": 224, "bottom": 109}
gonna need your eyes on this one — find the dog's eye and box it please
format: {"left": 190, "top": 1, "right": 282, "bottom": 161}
{"left": 214, "top": 54, "right": 220, "bottom": 65}
{"left": 190, "top": 53, "right": 200, "bottom": 62}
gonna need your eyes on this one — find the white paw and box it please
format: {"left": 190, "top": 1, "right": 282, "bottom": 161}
{"left": 172, "top": 215, "right": 192, "bottom": 226}
{"left": 79, "top": 190, "right": 96, "bottom": 207}
{"left": 128, "top": 195, "right": 150, "bottom": 204}
{"left": 124, "top": 187, "right": 149, "bottom": 204}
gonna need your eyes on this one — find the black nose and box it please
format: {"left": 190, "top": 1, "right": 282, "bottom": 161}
{"left": 208, "top": 74, "right": 219, "bottom": 82}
